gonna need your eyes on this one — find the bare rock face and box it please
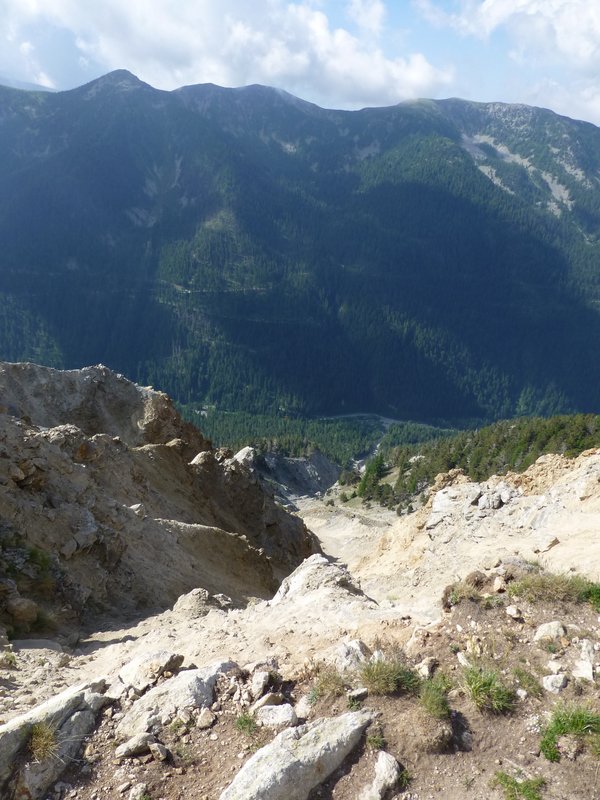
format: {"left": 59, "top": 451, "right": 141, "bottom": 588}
{"left": 0, "top": 362, "right": 318, "bottom": 632}
{"left": 0, "top": 362, "right": 208, "bottom": 454}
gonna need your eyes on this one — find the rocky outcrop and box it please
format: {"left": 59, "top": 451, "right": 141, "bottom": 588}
{"left": 219, "top": 710, "right": 374, "bottom": 800}
{"left": 0, "top": 362, "right": 318, "bottom": 631}
{"left": 0, "top": 680, "right": 110, "bottom": 800}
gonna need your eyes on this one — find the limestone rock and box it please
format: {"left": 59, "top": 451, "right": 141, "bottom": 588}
{"left": 251, "top": 670, "right": 270, "bottom": 700}
{"left": 118, "top": 650, "right": 184, "bottom": 692}
{"left": 250, "top": 693, "right": 285, "bottom": 714}
{"left": 0, "top": 680, "right": 109, "bottom": 800}
{"left": 115, "top": 733, "right": 156, "bottom": 759}
{"left": 219, "top": 710, "right": 374, "bottom": 800}
{"left": 128, "top": 783, "right": 149, "bottom": 800}
{"left": 534, "top": 621, "right": 567, "bottom": 642}
{"left": 543, "top": 674, "right": 568, "bottom": 693}
{"left": 330, "top": 639, "right": 372, "bottom": 672}
{"left": 148, "top": 741, "right": 170, "bottom": 761}
{"left": 572, "top": 639, "right": 595, "bottom": 682}
{"left": 197, "top": 708, "right": 216, "bottom": 729}
{"left": 116, "top": 661, "right": 237, "bottom": 738}
{"left": 255, "top": 704, "right": 298, "bottom": 728}
{"left": 359, "top": 751, "right": 402, "bottom": 800}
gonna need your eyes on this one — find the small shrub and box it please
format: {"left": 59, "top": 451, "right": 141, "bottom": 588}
{"left": 397, "top": 769, "right": 412, "bottom": 790}
{"left": 540, "top": 704, "right": 600, "bottom": 761}
{"left": 366, "top": 731, "right": 386, "bottom": 750}
{"left": 29, "top": 722, "right": 58, "bottom": 762}
{"left": 235, "top": 713, "right": 258, "bottom": 736}
{"left": 492, "top": 771, "right": 545, "bottom": 800}
{"left": 463, "top": 666, "right": 515, "bottom": 714}
{"left": 446, "top": 578, "right": 483, "bottom": 607}
{"left": 360, "top": 659, "right": 420, "bottom": 696}
{"left": 315, "top": 666, "right": 346, "bottom": 698}
{"left": 513, "top": 667, "right": 543, "bottom": 699}
{"left": 420, "top": 673, "right": 452, "bottom": 719}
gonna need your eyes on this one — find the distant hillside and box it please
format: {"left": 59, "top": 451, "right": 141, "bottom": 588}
{"left": 1, "top": 72, "right": 600, "bottom": 422}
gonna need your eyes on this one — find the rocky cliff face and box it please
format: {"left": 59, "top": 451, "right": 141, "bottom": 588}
{"left": 0, "top": 363, "right": 317, "bottom": 637}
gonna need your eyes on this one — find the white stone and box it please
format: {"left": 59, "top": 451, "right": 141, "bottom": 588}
{"left": 116, "top": 660, "right": 237, "bottom": 738}
{"left": 118, "top": 650, "right": 184, "bottom": 692}
{"left": 255, "top": 704, "right": 298, "bottom": 728}
{"left": 115, "top": 733, "right": 156, "bottom": 759}
{"left": 359, "top": 751, "right": 402, "bottom": 800}
{"left": 219, "top": 711, "right": 373, "bottom": 800}
{"left": 534, "top": 621, "right": 566, "bottom": 642}
{"left": 506, "top": 605, "right": 522, "bottom": 620}
{"left": 251, "top": 671, "right": 270, "bottom": 700}
{"left": 543, "top": 674, "right": 568, "bottom": 693}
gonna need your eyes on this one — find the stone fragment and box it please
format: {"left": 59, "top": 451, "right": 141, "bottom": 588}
{"left": 542, "top": 674, "right": 568, "bottom": 693}
{"left": 534, "top": 622, "right": 566, "bottom": 642}
{"left": 219, "top": 710, "right": 373, "bottom": 800}
{"left": 415, "top": 657, "right": 438, "bottom": 679}
{"left": 251, "top": 670, "right": 270, "bottom": 700}
{"left": 359, "top": 751, "right": 402, "bottom": 800}
{"left": 505, "top": 605, "right": 522, "bottom": 620}
{"left": 572, "top": 639, "right": 595, "bottom": 682}
{"left": 348, "top": 687, "right": 369, "bottom": 702}
{"left": 332, "top": 640, "right": 372, "bottom": 672}
{"left": 118, "top": 650, "right": 184, "bottom": 692}
{"left": 128, "top": 783, "right": 148, "bottom": 800}
{"left": 197, "top": 708, "right": 216, "bottom": 729}
{"left": 492, "top": 576, "right": 506, "bottom": 593}
{"left": 249, "top": 692, "right": 285, "bottom": 715}
{"left": 116, "top": 660, "right": 237, "bottom": 738}
{"left": 115, "top": 733, "right": 156, "bottom": 759}
{"left": 255, "top": 704, "right": 298, "bottom": 728}
{"left": 149, "top": 741, "right": 170, "bottom": 761}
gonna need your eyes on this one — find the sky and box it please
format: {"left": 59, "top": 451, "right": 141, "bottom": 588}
{"left": 1, "top": 1, "right": 600, "bottom": 124}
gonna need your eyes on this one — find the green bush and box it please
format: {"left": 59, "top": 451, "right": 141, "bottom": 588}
{"left": 463, "top": 666, "right": 515, "bottom": 714}
{"left": 360, "top": 659, "right": 420, "bottom": 696}
{"left": 419, "top": 673, "right": 452, "bottom": 719}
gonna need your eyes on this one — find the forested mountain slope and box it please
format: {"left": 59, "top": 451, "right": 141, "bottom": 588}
{"left": 1, "top": 71, "right": 600, "bottom": 422}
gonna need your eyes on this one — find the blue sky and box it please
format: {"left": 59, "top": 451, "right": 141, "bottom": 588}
{"left": 1, "top": 1, "right": 600, "bottom": 124}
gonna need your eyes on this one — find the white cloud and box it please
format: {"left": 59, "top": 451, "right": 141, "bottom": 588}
{"left": 346, "top": 0, "right": 386, "bottom": 35}
{"left": 416, "top": 0, "right": 600, "bottom": 70}
{"left": 414, "top": 0, "right": 600, "bottom": 123}
{"left": 0, "top": 0, "right": 453, "bottom": 107}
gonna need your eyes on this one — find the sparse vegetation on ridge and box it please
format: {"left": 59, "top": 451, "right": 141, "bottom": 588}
{"left": 540, "top": 704, "right": 600, "bottom": 761}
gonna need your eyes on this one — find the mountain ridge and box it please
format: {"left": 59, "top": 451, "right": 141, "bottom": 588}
{"left": 1, "top": 72, "right": 599, "bottom": 422}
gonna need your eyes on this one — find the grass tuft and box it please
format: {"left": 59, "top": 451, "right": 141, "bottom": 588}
{"left": 508, "top": 572, "right": 600, "bottom": 611}
{"left": 540, "top": 704, "right": 600, "bottom": 761}
{"left": 29, "top": 721, "right": 58, "bottom": 762}
{"left": 463, "top": 666, "right": 515, "bottom": 714}
{"left": 315, "top": 666, "right": 346, "bottom": 698}
{"left": 360, "top": 659, "right": 420, "bottom": 696}
{"left": 513, "top": 667, "right": 544, "bottom": 699}
{"left": 234, "top": 713, "right": 258, "bottom": 736}
{"left": 492, "top": 771, "right": 546, "bottom": 800}
{"left": 419, "top": 673, "right": 452, "bottom": 719}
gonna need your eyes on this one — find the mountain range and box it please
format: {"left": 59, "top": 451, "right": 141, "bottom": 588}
{"left": 1, "top": 70, "right": 600, "bottom": 423}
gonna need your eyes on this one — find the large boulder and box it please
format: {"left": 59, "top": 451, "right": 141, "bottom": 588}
{"left": 219, "top": 710, "right": 374, "bottom": 800}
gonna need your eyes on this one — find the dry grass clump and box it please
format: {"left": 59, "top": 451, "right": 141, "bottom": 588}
{"left": 29, "top": 721, "right": 58, "bottom": 762}
{"left": 508, "top": 572, "right": 600, "bottom": 611}
{"left": 360, "top": 658, "right": 420, "bottom": 696}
